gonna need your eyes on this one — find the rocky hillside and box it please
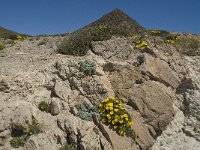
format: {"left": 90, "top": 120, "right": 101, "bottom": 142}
{"left": 0, "top": 10, "right": 200, "bottom": 150}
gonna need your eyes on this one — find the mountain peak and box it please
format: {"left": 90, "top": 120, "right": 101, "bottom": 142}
{"left": 74, "top": 9, "right": 144, "bottom": 35}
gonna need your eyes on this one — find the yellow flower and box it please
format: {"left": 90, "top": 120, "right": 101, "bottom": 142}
{"left": 118, "top": 130, "right": 124, "bottom": 136}
{"left": 125, "top": 118, "right": 129, "bottom": 121}
{"left": 114, "top": 126, "right": 117, "bottom": 129}
{"left": 107, "top": 103, "right": 113, "bottom": 107}
{"left": 123, "top": 114, "right": 128, "bottom": 118}
{"left": 112, "top": 120, "right": 115, "bottom": 124}
{"left": 106, "top": 107, "right": 109, "bottom": 110}
{"left": 114, "top": 108, "right": 119, "bottom": 112}
{"left": 101, "top": 119, "right": 106, "bottom": 123}
{"left": 119, "top": 120, "right": 123, "bottom": 123}
{"left": 119, "top": 106, "right": 125, "bottom": 110}
{"left": 109, "top": 107, "right": 113, "bottom": 110}
{"left": 114, "top": 118, "right": 118, "bottom": 122}
{"left": 114, "top": 99, "right": 119, "bottom": 103}
{"left": 105, "top": 98, "right": 109, "bottom": 102}
{"left": 127, "top": 121, "right": 133, "bottom": 126}
{"left": 107, "top": 114, "right": 111, "bottom": 120}
{"left": 98, "top": 103, "right": 103, "bottom": 107}
{"left": 115, "top": 115, "right": 120, "bottom": 119}
{"left": 110, "top": 111, "right": 114, "bottom": 115}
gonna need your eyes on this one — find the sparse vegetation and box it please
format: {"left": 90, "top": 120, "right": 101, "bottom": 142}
{"left": 37, "top": 41, "right": 46, "bottom": 46}
{"left": 38, "top": 101, "right": 49, "bottom": 112}
{"left": 98, "top": 97, "right": 134, "bottom": 137}
{"left": 76, "top": 103, "right": 97, "bottom": 121}
{"left": 58, "top": 34, "right": 92, "bottom": 56}
{"left": 10, "top": 137, "right": 26, "bottom": 148}
{"left": 165, "top": 34, "right": 178, "bottom": 44}
{"left": 79, "top": 60, "right": 96, "bottom": 76}
{"left": 175, "top": 37, "right": 200, "bottom": 56}
{"left": 10, "top": 117, "right": 42, "bottom": 148}
{"left": 1, "top": 33, "right": 27, "bottom": 41}
{"left": 146, "top": 30, "right": 170, "bottom": 38}
{"left": 134, "top": 40, "right": 150, "bottom": 49}
{"left": 26, "top": 117, "right": 42, "bottom": 136}
{"left": 0, "top": 42, "right": 6, "bottom": 50}
{"left": 146, "top": 30, "right": 178, "bottom": 44}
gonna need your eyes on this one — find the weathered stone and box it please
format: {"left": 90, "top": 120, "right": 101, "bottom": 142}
{"left": 91, "top": 37, "right": 139, "bottom": 61}
{"left": 53, "top": 80, "right": 72, "bottom": 101}
{"left": 57, "top": 113, "right": 111, "bottom": 150}
{"left": 141, "top": 53, "right": 180, "bottom": 88}
{"left": 99, "top": 124, "right": 140, "bottom": 150}
{"left": 50, "top": 98, "right": 61, "bottom": 115}
{"left": 0, "top": 130, "right": 10, "bottom": 146}
{"left": 0, "top": 79, "right": 9, "bottom": 92}
{"left": 25, "top": 133, "right": 61, "bottom": 150}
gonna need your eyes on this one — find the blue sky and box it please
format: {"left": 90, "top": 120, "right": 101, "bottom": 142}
{"left": 0, "top": 0, "right": 200, "bottom": 35}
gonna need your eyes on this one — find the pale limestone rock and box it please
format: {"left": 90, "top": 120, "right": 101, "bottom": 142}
{"left": 53, "top": 80, "right": 72, "bottom": 101}
{"left": 49, "top": 97, "right": 61, "bottom": 115}
{"left": 141, "top": 53, "right": 180, "bottom": 88}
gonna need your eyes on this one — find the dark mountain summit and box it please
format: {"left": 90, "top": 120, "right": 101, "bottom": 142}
{"left": 87, "top": 9, "right": 144, "bottom": 32}
{"left": 73, "top": 9, "right": 144, "bottom": 35}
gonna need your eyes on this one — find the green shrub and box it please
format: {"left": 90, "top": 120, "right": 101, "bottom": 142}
{"left": 134, "top": 40, "right": 150, "bottom": 49}
{"left": 37, "top": 41, "right": 46, "bottom": 46}
{"left": 58, "top": 34, "right": 92, "bottom": 56}
{"left": 146, "top": 30, "right": 178, "bottom": 44}
{"left": 175, "top": 37, "right": 200, "bottom": 56}
{"left": 89, "top": 25, "right": 112, "bottom": 41}
{"left": 89, "top": 25, "right": 131, "bottom": 41}
{"left": 1, "top": 33, "right": 18, "bottom": 40}
{"left": 79, "top": 60, "right": 96, "bottom": 76}
{"left": 76, "top": 104, "right": 97, "bottom": 121}
{"left": 164, "top": 34, "right": 177, "bottom": 44}
{"left": 38, "top": 101, "right": 49, "bottom": 112}
{"left": 146, "top": 30, "right": 170, "bottom": 38}
{"left": 98, "top": 97, "right": 134, "bottom": 137}
{"left": 10, "top": 117, "right": 42, "bottom": 148}
{"left": 1, "top": 33, "right": 27, "bottom": 41}
{"left": 0, "top": 42, "right": 6, "bottom": 50}
{"left": 26, "top": 117, "right": 42, "bottom": 136}
{"left": 10, "top": 137, "right": 26, "bottom": 148}
{"left": 59, "top": 144, "right": 77, "bottom": 150}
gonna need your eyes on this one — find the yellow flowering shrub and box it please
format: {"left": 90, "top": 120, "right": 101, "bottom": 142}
{"left": 165, "top": 39, "right": 176, "bottom": 44}
{"left": 16, "top": 35, "right": 27, "bottom": 41}
{"left": 134, "top": 40, "right": 150, "bottom": 49}
{"left": 0, "top": 42, "right": 6, "bottom": 50}
{"left": 12, "top": 40, "right": 17, "bottom": 46}
{"left": 165, "top": 34, "right": 178, "bottom": 44}
{"left": 98, "top": 97, "right": 134, "bottom": 137}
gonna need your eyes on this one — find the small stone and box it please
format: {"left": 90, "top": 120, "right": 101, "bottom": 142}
{"left": 50, "top": 98, "right": 61, "bottom": 115}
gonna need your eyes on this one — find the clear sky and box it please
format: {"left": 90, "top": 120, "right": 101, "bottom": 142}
{"left": 0, "top": 0, "right": 200, "bottom": 35}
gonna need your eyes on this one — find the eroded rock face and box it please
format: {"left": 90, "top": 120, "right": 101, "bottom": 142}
{"left": 91, "top": 37, "right": 140, "bottom": 61}
{"left": 151, "top": 56, "right": 200, "bottom": 150}
{"left": 109, "top": 64, "right": 175, "bottom": 147}
{"left": 140, "top": 53, "right": 180, "bottom": 88}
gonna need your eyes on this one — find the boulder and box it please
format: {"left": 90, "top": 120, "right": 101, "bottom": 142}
{"left": 49, "top": 97, "right": 61, "bottom": 115}
{"left": 141, "top": 53, "right": 180, "bottom": 88}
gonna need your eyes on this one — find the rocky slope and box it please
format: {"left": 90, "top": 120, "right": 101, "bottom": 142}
{"left": 0, "top": 32, "right": 199, "bottom": 150}
{"left": 0, "top": 10, "right": 200, "bottom": 150}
